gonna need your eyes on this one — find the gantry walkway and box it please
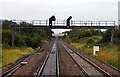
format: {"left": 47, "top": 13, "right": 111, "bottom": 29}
{"left": 11, "top": 20, "right": 115, "bottom": 29}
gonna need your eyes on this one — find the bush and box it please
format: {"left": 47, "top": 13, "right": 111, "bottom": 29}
{"left": 2, "top": 20, "right": 11, "bottom": 29}
{"left": 71, "top": 37, "right": 79, "bottom": 43}
{"left": 115, "top": 29, "right": 120, "bottom": 44}
{"left": 25, "top": 36, "right": 42, "bottom": 48}
{"left": 64, "top": 35, "right": 71, "bottom": 43}
{"left": 100, "top": 30, "right": 111, "bottom": 43}
{"left": 2, "top": 29, "right": 12, "bottom": 46}
{"left": 86, "top": 38, "right": 95, "bottom": 44}
{"left": 15, "top": 34, "right": 26, "bottom": 47}
{"left": 2, "top": 43, "right": 11, "bottom": 49}
{"left": 64, "top": 29, "right": 101, "bottom": 43}
{"left": 2, "top": 20, "right": 53, "bottom": 48}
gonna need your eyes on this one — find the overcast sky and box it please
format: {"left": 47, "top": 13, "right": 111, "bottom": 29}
{"left": 0, "top": 0, "right": 119, "bottom": 33}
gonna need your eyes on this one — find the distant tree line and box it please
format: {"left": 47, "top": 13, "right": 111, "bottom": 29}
{"left": 2, "top": 20, "right": 54, "bottom": 48}
{"left": 63, "top": 29, "right": 101, "bottom": 43}
{"left": 63, "top": 28, "right": 120, "bottom": 44}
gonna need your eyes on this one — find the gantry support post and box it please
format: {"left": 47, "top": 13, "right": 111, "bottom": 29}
{"left": 11, "top": 22, "right": 16, "bottom": 47}
{"left": 111, "top": 29, "right": 114, "bottom": 46}
{"left": 12, "top": 28, "right": 15, "bottom": 46}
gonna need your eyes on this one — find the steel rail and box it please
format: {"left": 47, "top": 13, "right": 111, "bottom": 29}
{"left": 36, "top": 41, "right": 60, "bottom": 77}
{"left": 1, "top": 54, "right": 33, "bottom": 77}
{"left": 60, "top": 41, "right": 112, "bottom": 77}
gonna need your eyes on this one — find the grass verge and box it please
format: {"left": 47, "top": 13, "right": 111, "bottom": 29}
{"left": 69, "top": 36, "right": 120, "bottom": 69}
{"left": 2, "top": 47, "right": 34, "bottom": 71}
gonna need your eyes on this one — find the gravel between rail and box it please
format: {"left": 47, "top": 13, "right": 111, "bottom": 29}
{"left": 11, "top": 41, "right": 53, "bottom": 76}
{"left": 58, "top": 40, "right": 84, "bottom": 76}
{"left": 61, "top": 40, "right": 120, "bottom": 77}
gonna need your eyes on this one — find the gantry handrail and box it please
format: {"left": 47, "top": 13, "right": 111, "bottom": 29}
{"left": 11, "top": 20, "right": 115, "bottom": 27}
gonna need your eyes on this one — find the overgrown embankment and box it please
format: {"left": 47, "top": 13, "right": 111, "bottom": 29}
{"left": 2, "top": 47, "right": 34, "bottom": 70}
{"left": 63, "top": 28, "right": 120, "bottom": 69}
{"left": 1, "top": 20, "right": 53, "bottom": 70}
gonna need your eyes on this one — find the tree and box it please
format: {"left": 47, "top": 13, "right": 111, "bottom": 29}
{"left": 2, "top": 20, "right": 54, "bottom": 48}
{"left": 2, "top": 20, "right": 12, "bottom": 29}
{"left": 115, "top": 29, "right": 120, "bottom": 44}
{"left": 101, "top": 29, "right": 111, "bottom": 43}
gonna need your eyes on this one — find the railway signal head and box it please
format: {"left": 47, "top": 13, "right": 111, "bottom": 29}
{"left": 49, "top": 15, "right": 56, "bottom": 27}
{"left": 67, "top": 16, "right": 72, "bottom": 28}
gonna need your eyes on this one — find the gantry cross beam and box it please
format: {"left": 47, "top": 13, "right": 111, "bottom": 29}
{"left": 11, "top": 20, "right": 115, "bottom": 29}
{"left": 11, "top": 20, "right": 116, "bottom": 46}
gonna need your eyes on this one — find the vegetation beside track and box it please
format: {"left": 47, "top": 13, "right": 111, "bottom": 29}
{"left": 63, "top": 28, "right": 120, "bottom": 69}
{"left": 2, "top": 47, "right": 34, "bottom": 70}
{"left": 1, "top": 20, "right": 53, "bottom": 71}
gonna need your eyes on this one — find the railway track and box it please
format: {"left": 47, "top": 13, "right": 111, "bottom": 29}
{"left": 36, "top": 41, "right": 60, "bottom": 77}
{"left": 1, "top": 54, "right": 33, "bottom": 77}
{"left": 60, "top": 41, "right": 112, "bottom": 77}
{"left": 2, "top": 40, "right": 119, "bottom": 77}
